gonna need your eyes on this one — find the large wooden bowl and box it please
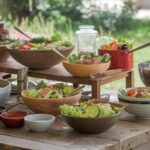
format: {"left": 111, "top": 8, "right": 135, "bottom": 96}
{"left": 21, "top": 91, "right": 81, "bottom": 116}
{"left": 62, "top": 99, "right": 126, "bottom": 134}
{"left": 0, "top": 46, "right": 10, "bottom": 62}
{"left": 63, "top": 61, "right": 110, "bottom": 77}
{"left": 7, "top": 46, "right": 74, "bottom": 69}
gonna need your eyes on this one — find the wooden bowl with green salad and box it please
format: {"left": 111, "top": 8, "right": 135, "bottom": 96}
{"left": 7, "top": 35, "right": 74, "bottom": 69}
{"left": 21, "top": 81, "right": 81, "bottom": 116}
{"left": 63, "top": 52, "right": 111, "bottom": 77}
{"left": 60, "top": 99, "right": 126, "bottom": 134}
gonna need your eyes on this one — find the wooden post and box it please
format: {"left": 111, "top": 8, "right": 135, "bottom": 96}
{"left": 126, "top": 70, "right": 134, "bottom": 88}
{"left": 17, "top": 68, "right": 28, "bottom": 100}
{"left": 92, "top": 81, "right": 100, "bottom": 99}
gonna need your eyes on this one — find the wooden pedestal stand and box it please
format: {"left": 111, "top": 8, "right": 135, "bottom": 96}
{"left": 0, "top": 58, "right": 134, "bottom": 99}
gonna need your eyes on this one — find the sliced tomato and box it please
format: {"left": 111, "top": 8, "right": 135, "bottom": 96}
{"left": 40, "top": 88, "right": 51, "bottom": 97}
{"left": 111, "top": 41, "right": 119, "bottom": 50}
{"left": 17, "top": 43, "right": 32, "bottom": 51}
{"left": 82, "top": 58, "right": 94, "bottom": 64}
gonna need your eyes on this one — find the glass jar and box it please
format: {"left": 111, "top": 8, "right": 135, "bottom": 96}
{"left": 75, "top": 25, "right": 98, "bottom": 54}
{"left": 0, "top": 22, "right": 9, "bottom": 39}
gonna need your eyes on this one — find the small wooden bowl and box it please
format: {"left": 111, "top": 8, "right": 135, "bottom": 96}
{"left": 63, "top": 61, "right": 110, "bottom": 77}
{"left": 21, "top": 91, "right": 81, "bottom": 116}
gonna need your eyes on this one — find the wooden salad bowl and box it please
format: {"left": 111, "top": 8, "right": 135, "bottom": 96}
{"left": 62, "top": 99, "right": 126, "bottom": 134}
{"left": 21, "top": 91, "right": 81, "bottom": 116}
{"left": 63, "top": 61, "right": 110, "bottom": 77}
{"left": 7, "top": 46, "right": 74, "bottom": 69}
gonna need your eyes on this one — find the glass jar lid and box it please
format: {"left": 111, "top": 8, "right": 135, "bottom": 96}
{"left": 76, "top": 25, "right": 98, "bottom": 35}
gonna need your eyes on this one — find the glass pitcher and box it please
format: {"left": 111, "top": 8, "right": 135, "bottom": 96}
{"left": 75, "top": 25, "right": 98, "bottom": 54}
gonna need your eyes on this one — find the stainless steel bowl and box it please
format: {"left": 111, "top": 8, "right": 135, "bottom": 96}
{"left": 138, "top": 61, "right": 150, "bottom": 86}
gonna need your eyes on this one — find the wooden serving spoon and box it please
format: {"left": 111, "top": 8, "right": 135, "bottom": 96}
{"left": 14, "top": 26, "right": 68, "bottom": 61}
{"left": 90, "top": 69, "right": 123, "bottom": 80}
{"left": 127, "top": 42, "right": 150, "bottom": 54}
{"left": 14, "top": 26, "right": 32, "bottom": 40}
{"left": 1, "top": 101, "right": 23, "bottom": 113}
{"left": 65, "top": 85, "right": 85, "bottom": 97}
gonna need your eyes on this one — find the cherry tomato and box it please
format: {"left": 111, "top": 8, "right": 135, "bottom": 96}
{"left": 111, "top": 41, "right": 119, "bottom": 50}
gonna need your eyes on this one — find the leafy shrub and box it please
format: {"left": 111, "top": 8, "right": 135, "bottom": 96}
{"left": 89, "top": 0, "right": 137, "bottom": 32}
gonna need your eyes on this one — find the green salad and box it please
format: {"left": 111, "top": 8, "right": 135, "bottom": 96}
{"left": 60, "top": 100, "right": 121, "bottom": 118}
{"left": 67, "top": 52, "right": 111, "bottom": 64}
{"left": 11, "top": 34, "right": 72, "bottom": 51}
{"left": 0, "top": 38, "right": 16, "bottom": 46}
{"left": 24, "top": 81, "right": 75, "bottom": 98}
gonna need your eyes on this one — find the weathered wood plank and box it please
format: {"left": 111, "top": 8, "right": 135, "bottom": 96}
{"left": 2, "top": 96, "right": 150, "bottom": 150}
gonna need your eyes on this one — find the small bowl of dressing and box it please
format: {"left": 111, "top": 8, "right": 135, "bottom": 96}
{"left": 24, "top": 114, "right": 55, "bottom": 132}
{"left": 0, "top": 110, "right": 27, "bottom": 128}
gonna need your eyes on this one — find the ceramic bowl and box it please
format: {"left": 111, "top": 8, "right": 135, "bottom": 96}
{"left": 24, "top": 114, "right": 55, "bottom": 132}
{"left": 63, "top": 61, "right": 110, "bottom": 77}
{"left": 61, "top": 100, "right": 126, "bottom": 134}
{"left": 0, "top": 110, "right": 27, "bottom": 128}
{"left": 0, "top": 46, "right": 10, "bottom": 62}
{"left": 118, "top": 87, "right": 150, "bottom": 118}
{"left": 7, "top": 46, "right": 74, "bottom": 69}
{"left": 118, "top": 87, "right": 150, "bottom": 103}
{"left": 0, "top": 80, "right": 11, "bottom": 104}
{"left": 138, "top": 61, "right": 150, "bottom": 86}
{"left": 21, "top": 91, "right": 81, "bottom": 116}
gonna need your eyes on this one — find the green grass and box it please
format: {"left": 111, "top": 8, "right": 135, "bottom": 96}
{"left": 12, "top": 18, "right": 150, "bottom": 90}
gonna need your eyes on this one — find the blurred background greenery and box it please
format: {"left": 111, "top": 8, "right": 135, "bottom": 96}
{"left": 0, "top": 0, "right": 149, "bottom": 90}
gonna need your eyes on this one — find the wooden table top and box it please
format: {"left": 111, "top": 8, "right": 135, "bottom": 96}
{"left": 0, "top": 58, "right": 132, "bottom": 85}
{"left": 0, "top": 96, "right": 150, "bottom": 150}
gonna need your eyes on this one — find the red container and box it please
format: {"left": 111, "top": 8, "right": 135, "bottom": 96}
{"left": 0, "top": 110, "right": 27, "bottom": 128}
{"left": 99, "top": 49, "right": 133, "bottom": 70}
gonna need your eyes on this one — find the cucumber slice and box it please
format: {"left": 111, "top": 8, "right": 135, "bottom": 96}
{"left": 85, "top": 105, "right": 100, "bottom": 118}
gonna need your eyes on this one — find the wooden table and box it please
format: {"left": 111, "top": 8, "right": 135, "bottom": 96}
{"left": 0, "top": 96, "right": 150, "bottom": 150}
{"left": 0, "top": 59, "right": 134, "bottom": 98}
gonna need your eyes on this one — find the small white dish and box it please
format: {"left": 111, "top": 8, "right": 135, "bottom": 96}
{"left": 24, "top": 114, "right": 55, "bottom": 132}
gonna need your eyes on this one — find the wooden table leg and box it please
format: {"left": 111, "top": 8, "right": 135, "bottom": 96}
{"left": 91, "top": 81, "right": 100, "bottom": 99}
{"left": 126, "top": 70, "right": 134, "bottom": 88}
{"left": 17, "top": 68, "right": 28, "bottom": 100}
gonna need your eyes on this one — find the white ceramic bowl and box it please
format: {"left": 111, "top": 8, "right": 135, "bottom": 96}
{"left": 118, "top": 87, "right": 150, "bottom": 118}
{"left": 118, "top": 101, "right": 150, "bottom": 118}
{"left": 0, "top": 80, "right": 11, "bottom": 104}
{"left": 118, "top": 87, "right": 150, "bottom": 102}
{"left": 24, "top": 114, "right": 55, "bottom": 132}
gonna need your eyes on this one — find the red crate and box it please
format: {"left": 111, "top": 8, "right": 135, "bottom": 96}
{"left": 99, "top": 49, "right": 133, "bottom": 70}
